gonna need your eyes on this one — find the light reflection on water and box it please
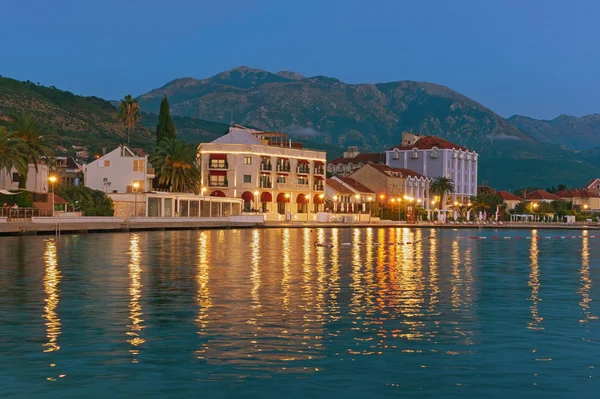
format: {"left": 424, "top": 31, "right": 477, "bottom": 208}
{"left": 0, "top": 228, "right": 599, "bottom": 397}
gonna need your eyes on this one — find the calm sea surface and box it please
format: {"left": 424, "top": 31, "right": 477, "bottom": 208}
{"left": 0, "top": 228, "right": 599, "bottom": 398}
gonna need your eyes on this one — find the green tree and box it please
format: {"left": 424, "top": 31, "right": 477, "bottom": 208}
{"left": 150, "top": 138, "right": 201, "bottom": 194}
{"left": 430, "top": 176, "right": 455, "bottom": 210}
{"left": 0, "top": 126, "right": 28, "bottom": 176}
{"left": 118, "top": 94, "right": 141, "bottom": 147}
{"left": 156, "top": 96, "right": 177, "bottom": 145}
{"left": 10, "top": 112, "right": 54, "bottom": 188}
{"left": 55, "top": 185, "right": 114, "bottom": 216}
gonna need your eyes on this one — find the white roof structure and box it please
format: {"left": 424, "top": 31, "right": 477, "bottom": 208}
{"left": 211, "top": 127, "right": 265, "bottom": 145}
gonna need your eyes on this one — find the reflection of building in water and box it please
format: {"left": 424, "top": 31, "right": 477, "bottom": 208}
{"left": 127, "top": 234, "right": 145, "bottom": 362}
{"left": 528, "top": 230, "right": 543, "bottom": 330}
{"left": 281, "top": 229, "right": 291, "bottom": 310}
{"left": 43, "top": 239, "right": 64, "bottom": 381}
{"left": 196, "top": 231, "right": 212, "bottom": 359}
{"left": 328, "top": 228, "right": 341, "bottom": 322}
{"left": 579, "top": 233, "right": 595, "bottom": 325}
{"left": 428, "top": 229, "right": 440, "bottom": 314}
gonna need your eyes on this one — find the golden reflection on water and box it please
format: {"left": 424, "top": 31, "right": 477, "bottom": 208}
{"left": 428, "top": 229, "right": 440, "bottom": 314}
{"left": 528, "top": 230, "right": 543, "bottom": 331}
{"left": 315, "top": 228, "right": 327, "bottom": 323}
{"left": 451, "top": 239, "right": 461, "bottom": 310}
{"left": 250, "top": 229, "right": 261, "bottom": 312}
{"left": 127, "top": 234, "right": 145, "bottom": 362}
{"left": 328, "top": 228, "right": 341, "bottom": 322}
{"left": 281, "top": 228, "right": 291, "bottom": 310}
{"left": 42, "top": 239, "right": 64, "bottom": 381}
{"left": 350, "top": 228, "right": 363, "bottom": 315}
{"left": 196, "top": 231, "right": 211, "bottom": 337}
{"left": 579, "top": 232, "right": 596, "bottom": 325}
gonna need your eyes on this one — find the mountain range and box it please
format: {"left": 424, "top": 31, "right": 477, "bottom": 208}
{"left": 2, "top": 68, "right": 600, "bottom": 190}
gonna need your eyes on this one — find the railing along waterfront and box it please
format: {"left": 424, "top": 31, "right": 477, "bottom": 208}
{"left": 1, "top": 207, "right": 53, "bottom": 220}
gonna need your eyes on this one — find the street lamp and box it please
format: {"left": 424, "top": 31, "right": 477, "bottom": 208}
{"left": 379, "top": 194, "right": 385, "bottom": 219}
{"left": 319, "top": 193, "right": 324, "bottom": 213}
{"left": 583, "top": 204, "right": 589, "bottom": 211}
{"left": 201, "top": 186, "right": 207, "bottom": 196}
{"left": 49, "top": 176, "right": 57, "bottom": 217}
{"left": 133, "top": 181, "right": 140, "bottom": 217}
{"left": 254, "top": 190, "right": 259, "bottom": 212}
{"left": 285, "top": 193, "right": 290, "bottom": 217}
{"left": 355, "top": 194, "right": 361, "bottom": 215}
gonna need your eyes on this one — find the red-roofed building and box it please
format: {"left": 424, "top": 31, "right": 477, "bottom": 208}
{"left": 496, "top": 190, "right": 523, "bottom": 210}
{"left": 556, "top": 188, "right": 600, "bottom": 210}
{"left": 327, "top": 146, "right": 385, "bottom": 177}
{"left": 346, "top": 162, "right": 431, "bottom": 205}
{"left": 523, "top": 189, "right": 561, "bottom": 202}
{"left": 385, "top": 133, "right": 478, "bottom": 204}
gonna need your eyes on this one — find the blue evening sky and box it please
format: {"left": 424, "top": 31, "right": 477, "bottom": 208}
{"left": 1, "top": 0, "right": 598, "bottom": 120}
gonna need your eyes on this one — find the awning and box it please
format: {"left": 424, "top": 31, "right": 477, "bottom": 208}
{"left": 298, "top": 159, "right": 309, "bottom": 164}
{"left": 276, "top": 193, "right": 290, "bottom": 203}
{"left": 210, "top": 154, "right": 227, "bottom": 160}
{"left": 260, "top": 171, "right": 271, "bottom": 175}
{"left": 313, "top": 176, "right": 324, "bottom": 180}
{"left": 296, "top": 194, "right": 309, "bottom": 204}
{"left": 314, "top": 161, "right": 325, "bottom": 166}
{"left": 260, "top": 192, "right": 272, "bottom": 202}
{"left": 209, "top": 170, "right": 227, "bottom": 176}
{"left": 210, "top": 190, "right": 226, "bottom": 197}
{"left": 277, "top": 173, "right": 288, "bottom": 176}
{"left": 313, "top": 194, "right": 324, "bottom": 204}
{"left": 0, "top": 190, "right": 22, "bottom": 195}
{"left": 54, "top": 194, "right": 68, "bottom": 205}
{"left": 241, "top": 191, "right": 254, "bottom": 201}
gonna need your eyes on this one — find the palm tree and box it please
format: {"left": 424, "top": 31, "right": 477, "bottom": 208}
{"left": 10, "top": 113, "right": 54, "bottom": 188}
{"left": 430, "top": 176, "right": 455, "bottom": 210}
{"left": 469, "top": 193, "right": 492, "bottom": 212}
{"left": 0, "top": 126, "right": 28, "bottom": 176}
{"left": 118, "top": 94, "right": 141, "bottom": 147}
{"left": 149, "top": 138, "right": 200, "bottom": 194}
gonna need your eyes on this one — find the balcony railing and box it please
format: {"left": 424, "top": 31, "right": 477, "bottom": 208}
{"left": 276, "top": 182, "right": 309, "bottom": 191}
{"left": 314, "top": 167, "right": 325, "bottom": 175}
{"left": 313, "top": 184, "right": 324, "bottom": 191}
{"left": 208, "top": 162, "right": 229, "bottom": 170}
{"left": 147, "top": 166, "right": 155, "bottom": 175}
{"left": 276, "top": 164, "right": 291, "bottom": 172}
{"left": 208, "top": 181, "right": 228, "bottom": 188}
{"left": 259, "top": 182, "right": 272, "bottom": 189}
{"left": 260, "top": 163, "right": 272, "bottom": 171}
{"left": 296, "top": 166, "right": 311, "bottom": 174}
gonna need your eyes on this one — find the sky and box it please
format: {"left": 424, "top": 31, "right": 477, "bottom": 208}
{"left": 1, "top": 0, "right": 599, "bottom": 120}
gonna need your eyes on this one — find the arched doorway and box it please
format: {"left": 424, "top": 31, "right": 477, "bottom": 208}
{"left": 276, "top": 192, "right": 290, "bottom": 215}
{"left": 210, "top": 190, "right": 226, "bottom": 197}
{"left": 260, "top": 192, "right": 272, "bottom": 213}
{"left": 241, "top": 191, "right": 254, "bottom": 211}
{"left": 313, "top": 194, "right": 324, "bottom": 213}
{"left": 296, "top": 193, "right": 309, "bottom": 214}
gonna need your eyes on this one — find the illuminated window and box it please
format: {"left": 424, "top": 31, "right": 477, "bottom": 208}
{"left": 133, "top": 160, "right": 144, "bottom": 172}
{"left": 243, "top": 156, "right": 252, "bottom": 165}
{"left": 243, "top": 175, "right": 251, "bottom": 183}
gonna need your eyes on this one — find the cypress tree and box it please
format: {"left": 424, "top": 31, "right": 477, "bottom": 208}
{"left": 156, "top": 96, "right": 176, "bottom": 145}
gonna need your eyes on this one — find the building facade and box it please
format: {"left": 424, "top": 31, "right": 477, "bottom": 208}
{"left": 496, "top": 190, "right": 523, "bottom": 210}
{"left": 0, "top": 162, "right": 50, "bottom": 193}
{"left": 325, "top": 176, "right": 375, "bottom": 213}
{"left": 327, "top": 146, "right": 384, "bottom": 177}
{"left": 385, "top": 134, "right": 478, "bottom": 204}
{"left": 348, "top": 163, "right": 430, "bottom": 203}
{"left": 198, "top": 126, "right": 327, "bottom": 221}
{"left": 54, "top": 156, "right": 83, "bottom": 187}
{"left": 83, "top": 145, "right": 154, "bottom": 194}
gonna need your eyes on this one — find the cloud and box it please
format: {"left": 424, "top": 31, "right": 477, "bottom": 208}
{"left": 486, "top": 133, "right": 521, "bottom": 140}
{"left": 283, "top": 125, "right": 321, "bottom": 137}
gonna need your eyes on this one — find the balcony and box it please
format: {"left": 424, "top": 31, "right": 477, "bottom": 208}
{"left": 208, "top": 181, "right": 228, "bottom": 188}
{"left": 208, "top": 161, "right": 229, "bottom": 170}
{"left": 260, "top": 163, "right": 272, "bottom": 171}
{"left": 296, "top": 166, "right": 311, "bottom": 174}
{"left": 314, "top": 167, "right": 325, "bottom": 175}
{"left": 276, "top": 182, "right": 310, "bottom": 191}
{"left": 313, "top": 184, "right": 324, "bottom": 191}
{"left": 259, "top": 182, "right": 272, "bottom": 189}
{"left": 147, "top": 166, "right": 155, "bottom": 176}
{"left": 276, "top": 164, "right": 291, "bottom": 172}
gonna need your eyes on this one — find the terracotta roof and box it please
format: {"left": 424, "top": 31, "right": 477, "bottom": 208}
{"left": 336, "top": 177, "right": 375, "bottom": 194}
{"left": 556, "top": 188, "right": 598, "bottom": 199}
{"left": 329, "top": 153, "right": 384, "bottom": 165}
{"left": 366, "top": 163, "right": 426, "bottom": 179}
{"left": 584, "top": 178, "right": 600, "bottom": 189}
{"left": 53, "top": 194, "right": 69, "bottom": 205}
{"left": 388, "top": 136, "right": 469, "bottom": 151}
{"left": 496, "top": 190, "right": 522, "bottom": 201}
{"left": 524, "top": 190, "right": 561, "bottom": 201}
{"left": 326, "top": 179, "right": 354, "bottom": 194}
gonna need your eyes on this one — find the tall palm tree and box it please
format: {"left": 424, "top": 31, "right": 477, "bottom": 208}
{"left": 469, "top": 193, "right": 492, "bottom": 212}
{"left": 0, "top": 126, "right": 28, "bottom": 176}
{"left": 149, "top": 138, "right": 200, "bottom": 194}
{"left": 118, "top": 94, "right": 141, "bottom": 147}
{"left": 430, "top": 176, "right": 455, "bottom": 210}
{"left": 10, "top": 113, "right": 54, "bottom": 188}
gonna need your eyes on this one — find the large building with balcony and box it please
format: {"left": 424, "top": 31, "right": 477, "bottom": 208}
{"left": 385, "top": 134, "right": 478, "bottom": 204}
{"left": 197, "top": 125, "right": 327, "bottom": 220}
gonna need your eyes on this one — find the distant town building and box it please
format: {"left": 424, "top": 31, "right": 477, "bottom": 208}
{"left": 523, "top": 189, "right": 560, "bottom": 203}
{"left": 496, "top": 190, "right": 523, "bottom": 210}
{"left": 386, "top": 133, "right": 478, "bottom": 204}
{"left": 555, "top": 188, "right": 600, "bottom": 210}
{"left": 327, "top": 146, "right": 385, "bottom": 176}
{"left": 83, "top": 145, "right": 154, "bottom": 194}
{"left": 197, "top": 125, "right": 327, "bottom": 221}
{"left": 54, "top": 156, "right": 83, "bottom": 187}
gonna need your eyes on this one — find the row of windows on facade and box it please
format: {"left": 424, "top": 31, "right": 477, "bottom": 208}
{"left": 209, "top": 175, "right": 319, "bottom": 185}
{"left": 213, "top": 156, "right": 322, "bottom": 166}
{"left": 96, "top": 159, "right": 145, "bottom": 172}
{"left": 392, "top": 149, "right": 477, "bottom": 160}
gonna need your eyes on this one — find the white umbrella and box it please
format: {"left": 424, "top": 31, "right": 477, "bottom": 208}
{"left": 484, "top": 211, "right": 487, "bottom": 220}
{"left": 453, "top": 210, "right": 458, "bottom": 220}
{"left": 479, "top": 211, "right": 483, "bottom": 220}
{"left": 341, "top": 202, "right": 344, "bottom": 212}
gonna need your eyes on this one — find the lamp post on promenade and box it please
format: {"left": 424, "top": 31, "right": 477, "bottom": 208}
{"left": 49, "top": 176, "right": 57, "bottom": 217}
{"left": 133, "top": 182, "right": 140, "bottom": 217}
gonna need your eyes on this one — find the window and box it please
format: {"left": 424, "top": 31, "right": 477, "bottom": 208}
{"left": 277, "top": 176, "right": 286, "bottom": 183}
{"left": 12, "top": 172, "right": 19, "bottom": 182}
{"left": 298, "top": 177, "right": 308, "bottom": 185}
{"left": 209, "top": 175, "right": 226, "bottom": 187}
{"left": 393, "top": 149, "right": 400, "bottom": 159}
{"left": 412, "top": 149, "right": 419, "bottom": 159}
{"left": 431, "top": 148, "right": 438, "bottom": 158}
{"left": 244, "top": 156, "right": 252, "bottom": 165}
{"left": 209, "top": 159, "right": 227, "bottom": 168}
{"left": 243, "top": 175, "right": 251, "bottom": 183}
{"left": 133, "top": 159, "right": 144, "bottom": 172}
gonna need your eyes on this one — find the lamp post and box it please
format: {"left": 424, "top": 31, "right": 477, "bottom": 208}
{"left": 201, "top": 186, "right": 207, "bottom": 196}
{"left": 285, "top": 193, "right": 290, "bottom": 217}
{"left": 379, "top": 194, "right": 385, "bottom": 220}
{"left": 306, "top": 194, "right": 310, "bottom": 222}
{"left": 532, "top": 202, "right": 539, "bottom": 222}
{"left": 319, "top": 193, "right": 324, "bottom": 213}
{"left": 333, "top": 195, "right": 338, "bottom": 213}
{"left": 49, "top": 176, "right": 57, "bottom": 217}
{"left": 355, "top": 194, "right": 361, "bottom": 216}
{"left": 133, "top": 181, "right": 140, "bottom": 217}
{"left": 367, "top": 196, "right": 372, "bottom": 223}
{"left": 254, "top": 190, "right": 259, "bottom": 212}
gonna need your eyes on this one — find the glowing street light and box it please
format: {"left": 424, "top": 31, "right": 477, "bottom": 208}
{"left": 49, "top": 176, "right": 57, "bottom": 217}
{"left": 132, "top": 181, "right": 140, "bottom": 217}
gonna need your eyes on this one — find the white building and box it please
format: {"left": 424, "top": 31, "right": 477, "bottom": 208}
{"left": 0, "top": 163, "right": 50, "bottom": 193}
{"left": 83, "top": 146, "right": 154, "bottom": 194}
{"left": 197, "top": 125, "right": 327, "bottom": 221}
{"left": 386, "top": 134, "right": 478, "bottom": 204}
